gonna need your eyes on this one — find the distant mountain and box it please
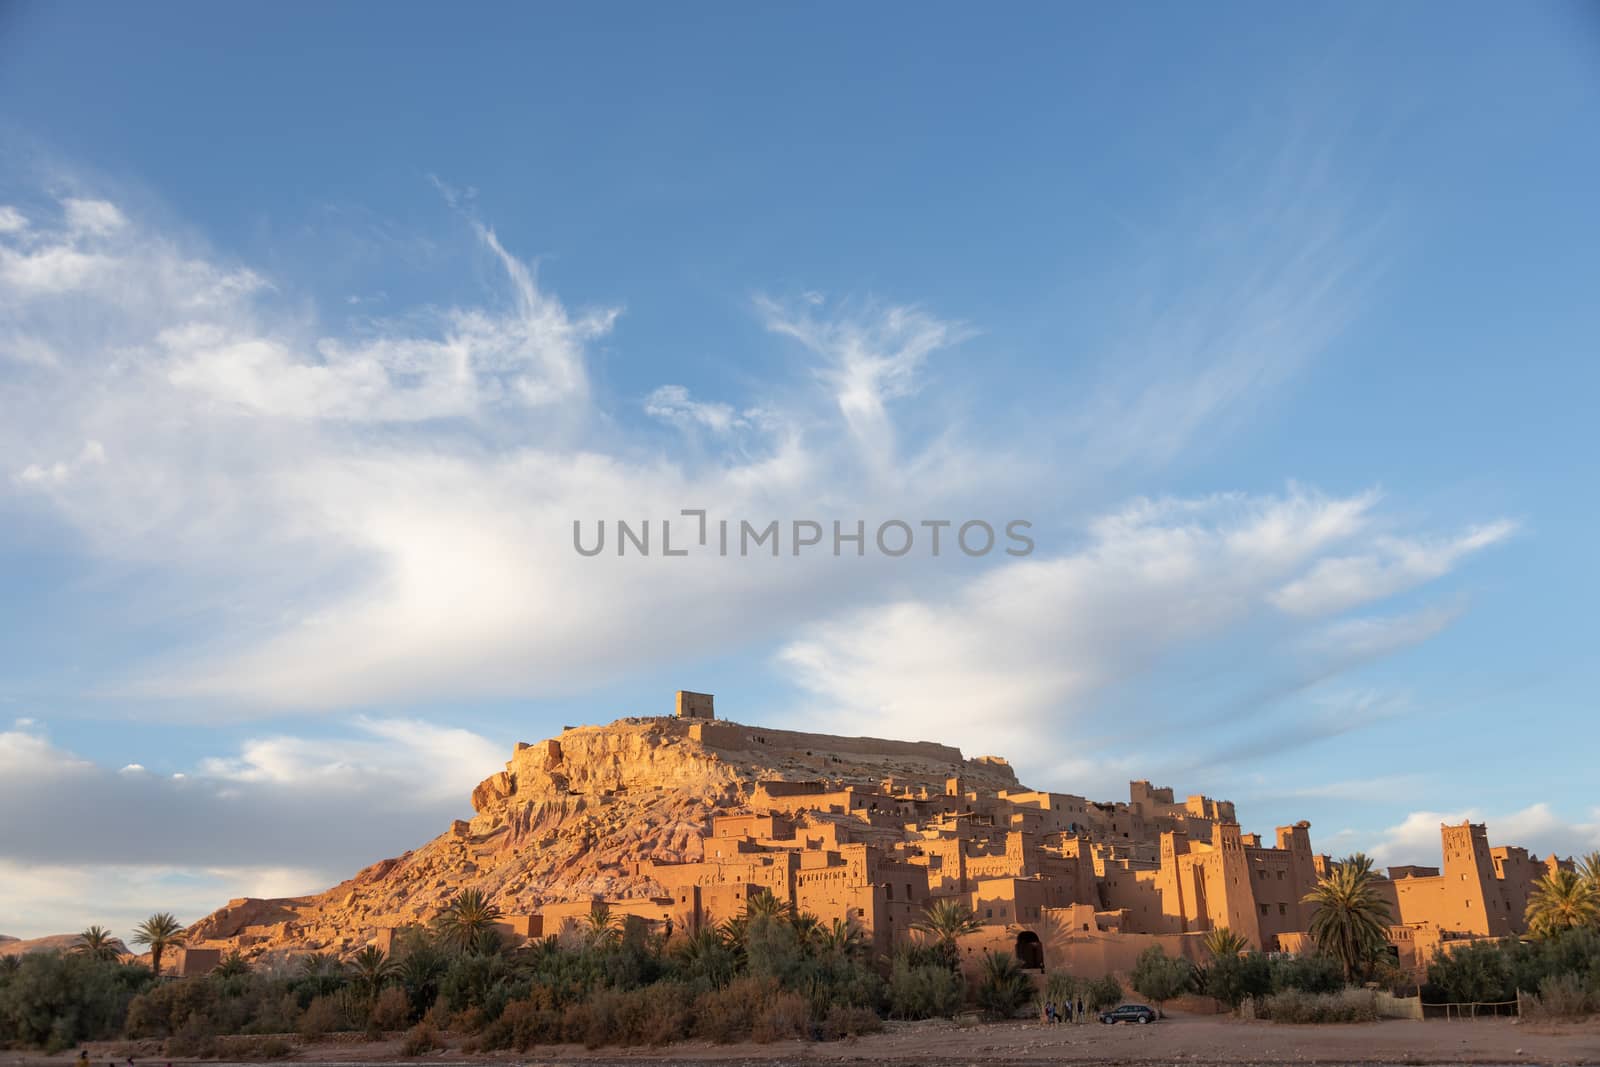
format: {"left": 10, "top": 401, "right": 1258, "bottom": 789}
{"left": 0, "top": 932, "right": 129, "bottom": 956}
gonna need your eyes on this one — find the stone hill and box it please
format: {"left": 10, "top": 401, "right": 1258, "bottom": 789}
{"left": 0, "top": 933, "right": 129, "bottom": 957}
{"left": 185, "top": 713, "right": 1021, "bottom": 958}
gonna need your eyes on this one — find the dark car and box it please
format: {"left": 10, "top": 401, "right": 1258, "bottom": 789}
{"left": 1099, "top": 1003, "right": 1158, "bottom": 1024}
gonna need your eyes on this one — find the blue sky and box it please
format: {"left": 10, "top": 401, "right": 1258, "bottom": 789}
{"left": 1, "top": 2, "right": 1597, "bottom": 938}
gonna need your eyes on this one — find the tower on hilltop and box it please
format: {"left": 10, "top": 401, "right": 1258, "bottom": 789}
{"left": 676, "top": 690, "right": 715, "bottom": 720}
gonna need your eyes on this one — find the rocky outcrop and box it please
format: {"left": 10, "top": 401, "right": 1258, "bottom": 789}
{"left": 0, "top": 933, "right": 129, "bottom": 957}
{"left": 183, "top": 715, "right": 1017, "bottom": 959}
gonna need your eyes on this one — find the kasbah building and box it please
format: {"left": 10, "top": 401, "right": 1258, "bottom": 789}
{"left": 485, "top": 694, "right": 1572, "bottom": 984}
{"left": 177, "top": 692, "right": 1573, "bottom": 979}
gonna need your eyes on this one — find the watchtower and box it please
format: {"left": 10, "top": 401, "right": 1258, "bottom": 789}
{"left": 675, "top": 690, "right": 715, "bottom": 720}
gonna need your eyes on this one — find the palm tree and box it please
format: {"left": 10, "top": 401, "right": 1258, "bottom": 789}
{"left": 74, "top": 925, "right": 121, "bottom": 962}
{"left": 790, "top": 911, "right": 823, "bottom": 952}
{"left": 817, "top": 917, "right": 867, "bottom": 961}
{"left": 1202, "top": 926, "right": 1249, "bottom": 959}
{"left": 212, "top": 950, "right": 250, "bottom": 978}
{"left": 1577, "top": 852, "right": 1600, "bottom": 894}
{"left": 583, "top": 902, "right": 622, "bottom": 950}
{"left": 433, "top": 888, "right": 502, "bottom": 952}
{"left": 912, "top": 898, "right": 982, "bottom": 970}
{"left": 131, "top": 912, "right": 188, "bottom": 977}
{"left": 975, "top": 950, "right": 1033, "bottom": 1019}
{"left": 715, "top": 914, "right": 749, "bottom": 954}
{"left": 743, "top": 888, "right": 791, "bottom": 922}
{"left": 298, "top": 951, "right": 339, "bottom": 977}
{"left": 349, "top": 945, "right": 394, "bottom": 1001}
{"left": 1302, "top": 854, "right": 1393, "bottom": 983}
{"left": 1525, "top": 868, "right": 1600, "bottom": 938}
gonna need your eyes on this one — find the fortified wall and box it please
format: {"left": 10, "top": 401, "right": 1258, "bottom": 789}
{"left": 688, "top": 719, "right": 966, "bottom": 765}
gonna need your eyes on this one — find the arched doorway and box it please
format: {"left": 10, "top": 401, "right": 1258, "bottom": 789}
{"left": 1015, "top": 930, "right": 1044, "bottom": 970}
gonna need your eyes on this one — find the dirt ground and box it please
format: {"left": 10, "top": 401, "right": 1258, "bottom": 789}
{"left": 38, "top": 1013, "right": 1600, "bottom": 1067}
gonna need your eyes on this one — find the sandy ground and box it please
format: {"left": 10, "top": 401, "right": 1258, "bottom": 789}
{"left": 34, "top": 1013, "right": 1600, "bottom": 1067}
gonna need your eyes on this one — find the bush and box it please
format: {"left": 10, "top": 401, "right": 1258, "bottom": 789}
{"left": 692, "top": 976, "right": 784, "bottom": 1043}
{"left": 1523, "top": 974, "right": 1598, "bottom": 1019}
{"left": 887, "top": 957, "right": 963, "bottom": 1019}
{"left": 216, "top": 1034, "right": 294, "bottom": 1059}
{"left": 296, "top": 994, "right": 346, "bottom": 1040}
{"left": 0, "top": 953, "right": 150, "bottom": 1050}
{"left": 1085, "top": 974, "right": 1123, "bottom": 1011}
{"left": 751, "top": 990, "right": 810, "bottom": 1043}
{"left": 1204, "top": 952, "right": 1273, "bottom": 1009}
{"left": 369, "top": 984, "right": 412, "bottom": 1031}
{"left": 1271, "top": 955, "right": 1345, "bottom": 996}
{"left": 1131, "top": 945, "right": 1194, "bottom": 1010}
{"left": 1260, "top": 988, "right": 1378, "bottom": 1023}
{"left": 975, "top": 952, "right": 1033, "bottom": 1020}
{"left": 399, "top": 1021, "right": 439, "bottom": 1056}
{"left": 562, "top": 983, "right": 694, "bottom": 1048}
{"left": 165, "top": 1010, "right": 220, "bottom": 1057}
{"left": 818, "top": 1003, "right": 882, "bottom": 1040}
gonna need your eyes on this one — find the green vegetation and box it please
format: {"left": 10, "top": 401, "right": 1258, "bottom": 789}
{"left": 1130, "top": 944, "right": 1193, "bottom": 1013}
{"left": 973, "top": 950, "right": 1032, "bottom": 1019}
{"left": 909, "top": 898, "right": 981, "bottom": 971}
{"left": 1258, "top": 988, "right": 1379, "bottom": 1023}
{"left": 73, "top": 926, "right": 121, "bottom": 963}
{"left": 1525, "top": 868, "right": 1599, "bottom": 938}
{"left": 131, "top": 912, "right": 188, "bottom": 979}
{"left": 1201, "top": 926, "right": 1249, "bottom": 960}
{"left": 1424, "top": 926, "right": 1600, "bottom": 1015}
{"left": 1302, "top": 853, "right": 1394, "bottom": 982}
{"left": 11, "top": 894, "right": 1598, "bottom": 1052}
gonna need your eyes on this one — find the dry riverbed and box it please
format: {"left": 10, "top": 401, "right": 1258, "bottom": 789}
{"left": 30, "top": 1014, "right": 1600, "bottom": 1067}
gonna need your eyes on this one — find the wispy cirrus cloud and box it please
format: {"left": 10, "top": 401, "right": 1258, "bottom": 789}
{"left": 1272, "top": 520, "right": 1518, "bottom": 617}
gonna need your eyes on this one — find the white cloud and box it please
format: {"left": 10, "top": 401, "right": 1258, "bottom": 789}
{"left": 0, "top": 717, "right": 504, "bottom": 937}
{"left": 1366, "top": 804, "right": 1600, "bottom": 867}
{"left": 645, "top": 384, "right": 747, "bottom": 433}
{"left": 0, "top": 187, "right": 1509, "bottom": 734}
{"left": 0, "top": 206, "right": 27, "bottom": 234}
{"left": 63, "top": 198, "right": 127, "bottom": 236}
{"left": 1272, "top": 520, "right": 1517, "bottom": 616}
{"left": 0, "top": 858, "right": 327, "bottom": 942}
{"left": 777, "top": 487, "right": 1489, "bottom": 769}
{"left": 15, "top": 439, "right": 105, "bottom": 486}
{"left": 759, "top": 296, "right": 973, "bottom": 471}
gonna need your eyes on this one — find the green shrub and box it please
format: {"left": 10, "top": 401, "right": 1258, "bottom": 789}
{"left": 1270, "top": 955, "right": 1344, "bottom": 996}
{"left": 1260, "top": 988, "right": 1378, "bottom": 1023}
{"left": 0, "top": 953, "right": 149, "bottom": 1049}
{"left": 1131, "top": 945, "right": 1194, "bottom": 1010}
{"left": 1523, "top": 973, "right": 1598, "bottom": 1019}
{"left": 1085, "top": 974, "right": 1123, "bottom": 1011}
{"left": 165, "top": 1010, "right": 220, "bottom": 1057}
{"left": 296, "top": 994, "right": 347, "bottom": 1040}
{"left": 887, "top": 957, "right": 963, "bottom": 1019}
{"left": 975, "top": 952, "right": 1033, "bottom": 1020}
{"left": 1203, "top": 952, "right": 1273, "bottom": 1009}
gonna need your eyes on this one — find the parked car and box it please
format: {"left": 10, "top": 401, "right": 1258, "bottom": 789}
{"left": 1099, "top": 1003, "right": 1158, "bottom": 1024}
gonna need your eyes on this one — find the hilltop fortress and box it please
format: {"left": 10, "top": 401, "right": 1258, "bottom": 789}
{"left": 178, "top": 692, "right": 1570, "bottom": 980}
